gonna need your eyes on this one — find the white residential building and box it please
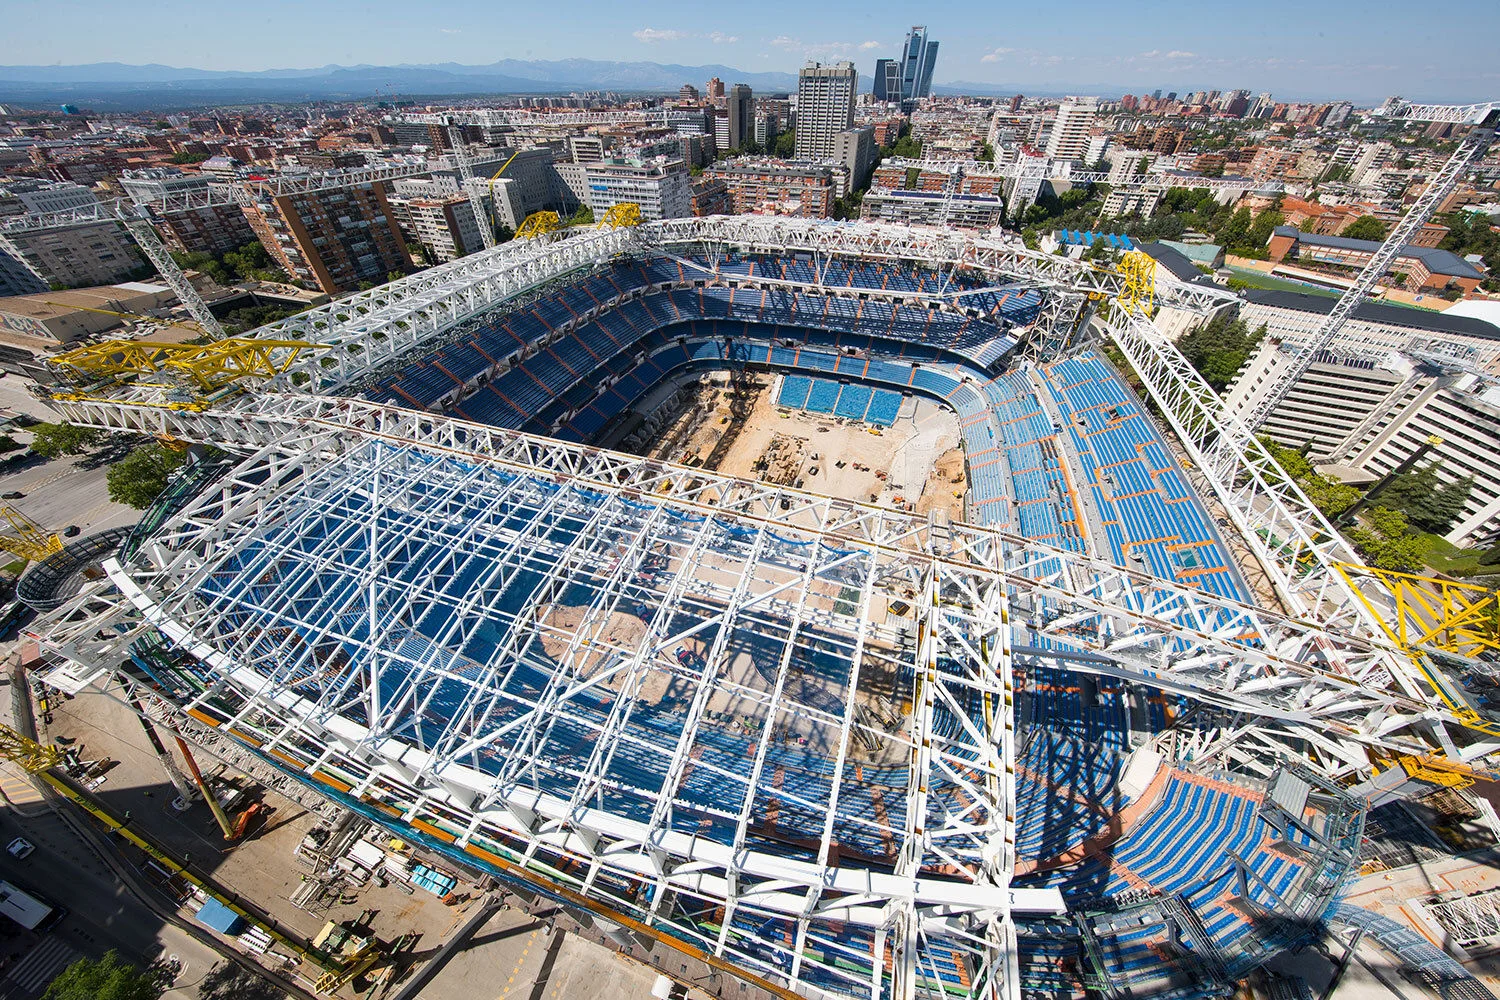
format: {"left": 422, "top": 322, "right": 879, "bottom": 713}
{"left": 1044, "top": 97, "right": 1099, "bottom": 162}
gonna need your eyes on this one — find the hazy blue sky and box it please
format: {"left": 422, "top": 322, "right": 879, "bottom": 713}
{"left": 7, "top": 0, "right": 1498, "bottom": 103}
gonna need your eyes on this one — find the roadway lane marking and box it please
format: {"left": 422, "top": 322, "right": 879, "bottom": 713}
{"left": 497, "top": 927, "right": 542, "bottom": 998}
{"left": 0, "top": 761, "right": 44, "bottom": 812}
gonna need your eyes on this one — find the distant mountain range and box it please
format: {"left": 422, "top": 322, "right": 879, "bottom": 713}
{"left": 0, "top": 59, "right": 813, "bottom": 109}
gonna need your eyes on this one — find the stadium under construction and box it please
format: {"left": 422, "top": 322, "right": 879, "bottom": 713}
{"left": 23, "top": 212, "right": 1496, "bottom": 1000}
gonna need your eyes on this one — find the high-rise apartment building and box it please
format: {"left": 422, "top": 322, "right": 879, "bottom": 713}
{"left": 704, "top": 160, "right": 836, "bottom": 218}
{"left": 387, "top": 193, "right": 483, "bottom": 264}
{"left": 240, "top": 180, "right": 411, "bottom": 294}
{"left": 727, "top": 84, "right": 754, "bottom": 151}
{"left": 835, "top": 127, "right": 877, "bottom": 189}
{"left": 120, "top": 168, "right": 257, "bottom": 255}
{"left": 754, "top": 111, "right": 781, "bottom": 148}
{"left": 898, "top": 26, "right": 939, "bottom": 101}
{"left": 0, "top": 179, "right": 99, "bottom": 216}
{"left": 706, "top": 77, "right": 725, "bottom": 100}
{"left": 1045, "top": 96, "right": 1099, "bottom": 162}
{"left": 872, "top": 59, "right": 901, "bottom": 103}
{"left": 795, "top": 63, "right": 858, "bottom": 161}
{"left": 0, "top": 220, "right": 143, "bottom": 294}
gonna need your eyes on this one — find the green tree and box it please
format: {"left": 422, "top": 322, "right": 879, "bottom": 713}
{"left": 29, "top": 422, "right": 101, "bottom": 459}
{"left": 978, "top": 141, "right": 994, "bottom": 163}
{"left": 1245, "top": 209, "right": 1286, "bottom": 250}
{"left": 1348, "top": 507, "right": 1429, "bottom": 573}
{"left": 1177, "top": 315, "right": 1265, "bottom": 391}
{"left": 774, "top": 131, "right": 796, "bottom": 158}
{"left": 565, "top": 205, "right": 595, "bottom": 226}
{"left": 1377, "top": 462, "right": 1474, "bottom": 534}
{"left": 106, "top": 443, "right": 185, "bottom": 509}
{"left": 169, "top": 151, "right": 210, "bottom": 164}
{"left": 0, "top": 434, "right": 20, "bottom": 454}
{"left": 1020, "top": 228, "right": 1040, "bottom": 251}
{"left": 1218, "top": 207, "right": 1252, "bottom": 249}
{"left": 1340, "top": 215, "right": 1387, "bottom": 242}
{"left": 888, "top": 135, "right": 923, "bottom": 159}
{"left": 42, "top": 951, "right": 161, "bottom": 1000}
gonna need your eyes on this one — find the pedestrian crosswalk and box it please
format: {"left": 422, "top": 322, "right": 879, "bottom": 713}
{"left": 1, "top": 937, "right": 77, "bottom": 998}
{"left": 0, "top": 762, "right": 44, "bottom": 814}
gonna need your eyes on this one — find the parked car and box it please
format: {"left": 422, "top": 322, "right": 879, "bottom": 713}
{"left": 6, "top": 838, "right": 34, "bottom": 860}
{"left": 0, "top": 491, "right": 22, "bottom": 500}
{"left": 62, "top": 525, "right": 80, "bottom": 538}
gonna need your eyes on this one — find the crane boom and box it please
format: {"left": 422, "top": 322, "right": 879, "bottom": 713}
{"left": 445, "top": 120, "right": 499, "bottom": 252}
{"left": 1242, "top": 101, "right": 1499, "bottom": 431}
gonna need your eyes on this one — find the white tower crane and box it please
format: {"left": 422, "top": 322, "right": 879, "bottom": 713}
{"left": 115, "top": 202, "right": 228, "bottom": 340}
{"left": 444, "top": 118, "right": 499, "bottom": 252}
{"left": 1240, "top": 99, "right": 1500, "bottom": 431}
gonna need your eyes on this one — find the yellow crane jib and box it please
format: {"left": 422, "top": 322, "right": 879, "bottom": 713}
{"left": 1336, "top": 562, "right": 1500, "bottom": 659}
{"left": 1395, "top": 753, "right": 1476, "bottom": 789}
{"left": 1115, "top": 250, "right": 1157, "bottom": 316}
{"left": 0, "top": 502, "right": 63, "bottom": 562}
{"left": 48, "top": 338, "right": 321, "bottom": 392}
{"left": 597, "top": 202, "right": 644, "bottom": 230}
{"left": 0, "top": 722, "right": 63, "bottom": 772}
{"left": 514, "top": 211, "right": 561, "bottom": 241}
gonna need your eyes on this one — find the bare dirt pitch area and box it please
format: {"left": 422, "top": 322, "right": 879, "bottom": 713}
{"left": 641, "top": 374, "right": 962, "bottom": 518}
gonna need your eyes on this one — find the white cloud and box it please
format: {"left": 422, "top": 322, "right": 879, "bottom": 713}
{"left": 1166, "top": 50, "right": 1196, "bottom": 59}
{"left": 1137, "top": 49, "right": 1160, "bottom": 59}
{"left": 980, "top": 47, "right": 1015, "bottom": 63}
{"left": 708, "top": 31, "right": 739, "bottom": 44}
{"left": 633, "top": 28, "right": 687, "bottom": 43}
{"left": 769, "top": 35, "right": 866, "bottom": 59}
{"left": 438, "top": 27, "right": 461, "bottom": 34}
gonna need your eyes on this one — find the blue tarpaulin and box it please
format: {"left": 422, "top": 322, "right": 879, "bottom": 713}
{"left": 195, "top": 897, "right": 245, "bottom": 935}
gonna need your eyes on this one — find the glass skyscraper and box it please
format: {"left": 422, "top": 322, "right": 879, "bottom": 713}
{"left": 898, "top": 25, "right": 939, "bottom": 101}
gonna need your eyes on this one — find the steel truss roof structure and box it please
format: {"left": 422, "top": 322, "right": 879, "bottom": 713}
{"left": 24, "top": 212, "right": 1483, "bottom": 997}
{"left": 872, "top": 157, "right": 1283, "bottom": 197}
{"left": 34, "top": 217, "right": 1451, "bottom": 775}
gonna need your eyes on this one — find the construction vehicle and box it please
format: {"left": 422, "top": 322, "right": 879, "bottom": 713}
{"left": 312, "top": 917, "right": 382, "bottom": 994}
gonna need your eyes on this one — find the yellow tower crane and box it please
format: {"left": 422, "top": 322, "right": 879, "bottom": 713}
{"left": 0, "top": 722, "right": 62, "bottom": 772}
{"left": 1336, "top": 562, "right": 1500, "bottom": 787}
{"left": 47, "top": 337, "right": 320, "bottom": 393}
{"left": 513, "top": 211, "right": 561, "bottom": 241}
{"left": 1115, "top": 250, "right": 1157, "bottom": 316}
{"left": 597, "top": 202, "right": 643, "bottom": 230}
{"left": 0, "top": 503, "right": 63, "bottom": 562}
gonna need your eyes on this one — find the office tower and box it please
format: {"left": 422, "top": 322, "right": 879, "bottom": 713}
{"left": 727, "top": 84, "right": 754, "bottom": 151}
{"left": 872, "top": 59, "right": 901, "bottom": 103}
{"left": 898, "top": 26, "right": 940, "bottom": 101}
{"left": 1045, "top": 96, "right": 1099, "bottom": 162}
{"left": 795, "top": 62, "right": 858, "bottom": 160}
{"left": 706, "top": 77, "right": 725, "bottom": 100}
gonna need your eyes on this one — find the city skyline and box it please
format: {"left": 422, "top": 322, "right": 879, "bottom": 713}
{"left": 4, "top": 0, "right": 1497, "bottom": 104}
